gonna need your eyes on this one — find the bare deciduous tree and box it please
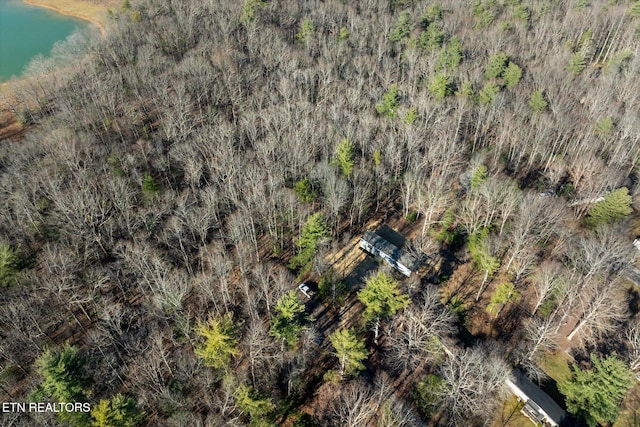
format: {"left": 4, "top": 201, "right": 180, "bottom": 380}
{"left": 514, "top": 317, "right": 560, "bottom": 383}
{"left": 437, "top": 346, "right": 512, "bottom": 426}
{"left": 377, "top": 396, "right": 425, "bottom": 427}
{"left": 625, "top": 318, "right": 640, "bottom": 374}
{"left": 243, "top": 319, "right": 278, "bottom": 389}
{"left": 386, "top": 288, "right": 457, "bottom": 372}
{"left": 329, "top": 380, "right": 379, "bottom": 427}
{"left": 418, "top": 167, "right": 455, "bottom": 238}
{"left": 566, "top": 278, "right": 628, "bottom": 347}
{"left": 530, "top": 262, "right": 565, "bottom": 316}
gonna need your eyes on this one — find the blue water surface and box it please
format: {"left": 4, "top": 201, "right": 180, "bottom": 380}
{"left": 0, "top": 0, "right": 86, "bottom": 82}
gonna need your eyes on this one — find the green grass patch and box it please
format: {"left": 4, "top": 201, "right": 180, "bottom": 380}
{"left": 492, "top": 395, "right": 535, "bottom": 427}
{"left": 539, "top": 352, "right": 572, "bottom": 383}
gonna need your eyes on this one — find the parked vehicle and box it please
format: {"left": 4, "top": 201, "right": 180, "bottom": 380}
{"left": 298, "top": 283, "right": 314, "bottom": 299}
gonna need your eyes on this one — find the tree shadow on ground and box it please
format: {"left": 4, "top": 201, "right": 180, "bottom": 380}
{"left": 491, "top": 304, "right": 526, "bottom": 342}
{"left": 627, "top": 286, "right": 640, "bottom": 317}
{"left": 437, "top": 246, "right": 462, "bottom": 283}
{"left": 343, "top": 252, "right": 377, "bottom": 289}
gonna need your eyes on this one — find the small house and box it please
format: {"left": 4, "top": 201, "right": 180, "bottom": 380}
{"left": 506, "top": 369, "right": 566, "bottom": 427}
{"left": 359, "top": 230, "right": 419, "bottom": 277}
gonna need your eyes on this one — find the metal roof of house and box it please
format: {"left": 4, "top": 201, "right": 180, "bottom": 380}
{"left": 507, "top": 369, "right": 566, "bottom": 426}
{"left": 360, "top": 230, "right": 420, "bottom": 272}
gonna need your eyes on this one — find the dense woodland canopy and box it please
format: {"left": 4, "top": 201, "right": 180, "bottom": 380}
{"left": 1, "top": 0, "right": 640, "bottom": 425}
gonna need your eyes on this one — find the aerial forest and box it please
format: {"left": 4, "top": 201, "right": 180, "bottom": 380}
{"left": 1, "top": 0, "right": 640, "bottom": 425}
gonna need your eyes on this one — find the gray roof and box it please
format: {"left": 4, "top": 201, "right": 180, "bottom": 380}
{"left": 510, "top": 369, "right": 566, "bottom": 425}
{"left": 361, "top": 231, "right": 420, "bottom": 272}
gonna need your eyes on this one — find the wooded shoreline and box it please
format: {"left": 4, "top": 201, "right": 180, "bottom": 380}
{"left": 0, "top": 0, "right": 110, "bottom": 92}
{"left": 22, "top": 0, "right": 111, "bottom": 34}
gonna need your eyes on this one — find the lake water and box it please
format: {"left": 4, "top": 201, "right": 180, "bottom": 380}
{"left": 0, "top": 0, "right": 86, "bottom": 82}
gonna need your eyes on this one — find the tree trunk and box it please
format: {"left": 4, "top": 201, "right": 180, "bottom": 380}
{"left": 476, "top": 270, "right": 489, "bottom": 301}
{"left": 567, "top": 316, "right": 588, "bottom": 341}
{"left": 373, "top": 318, "right": 380, "bottom": 345}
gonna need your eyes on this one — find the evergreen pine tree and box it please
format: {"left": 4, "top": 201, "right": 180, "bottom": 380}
{"left": 358, "top": 271, "right": 410, "bottom": 343}
{"left": 194, "top": 313, "right": 239, "bottom": 369}
{"left": 528, "top": 90, "right": 548, "bottom": 113}
{"left": 585, "top": 187, "right": 632, "bottom": 228}
{"left": 559, "top": 353, "right": 633, "bottom": 426}
{"left": 329, "top": 328, "right": 369, "bottom": 377}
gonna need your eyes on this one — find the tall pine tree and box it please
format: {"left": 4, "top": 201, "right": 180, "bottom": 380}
{"left": 194, "top": 313, "right": 239, "bottom": 370}
{"left": 329, "top": 328, "right": 369, "bottom": 377}
{"left": 559, "top": 353, "right": 633, "bottom": 427}
{"left": 358, "top": 271, "right": 410, "bottom": 344}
